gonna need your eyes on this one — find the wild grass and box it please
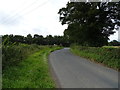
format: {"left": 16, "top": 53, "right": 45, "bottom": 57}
{"left": 2, "top": 44, "right": 43, "bottom": 70}
{"left": 2, "top": 45, "right": 62, "bottom": 88}
{"left": 71, "top": 45, "right": 120, "bottom": 70}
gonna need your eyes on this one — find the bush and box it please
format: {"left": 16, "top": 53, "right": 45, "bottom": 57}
{"left": 2, "top": 44, "right": 42, "bottom": 70}
{"left": 71, "top": 45, "right": 120, "bottom": 70}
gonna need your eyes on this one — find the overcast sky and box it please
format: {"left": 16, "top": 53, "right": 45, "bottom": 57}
{"left": 0, "top": 0, "right": 118, "bottom": 41}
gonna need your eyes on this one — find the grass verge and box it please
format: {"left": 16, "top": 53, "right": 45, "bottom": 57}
{"left": 2, "top": 44, "right": 43, "bottom": 69}
{"left": 2, "top": 46, "right": 62, "bottom": 88}
{"left": 71, "top": 45, "right": 120, "bottom": 71}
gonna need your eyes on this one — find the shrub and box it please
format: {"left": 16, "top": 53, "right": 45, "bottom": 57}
{"left": 71, "top": 45, "right": 120, "bottom": 70}
{"left": 2, "top": 44, "right": 42, "bottom": 70}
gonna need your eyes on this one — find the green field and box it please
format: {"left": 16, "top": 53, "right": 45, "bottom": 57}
{"left": 71, "top": 45, "right": 120, "bottom": 71}
{"left": 2, "top": 45, "right": 62, "bottom": 88}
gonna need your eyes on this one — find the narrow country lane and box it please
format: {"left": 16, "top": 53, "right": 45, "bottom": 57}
{"left": 49, "top": 48, "right": 118, "bottom": 88}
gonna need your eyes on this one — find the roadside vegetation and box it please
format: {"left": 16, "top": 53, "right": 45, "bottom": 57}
{"left": 2, "top": 36, "right": 62, "bottom": 88}
{"left": 71, "top": 44, "right": 120, "bottom": 70}
{"left": 2, "top": 45, "right": 62, "bottom": 88}
{"left": 58, "top": 2, "right": 120, "bottom": 47}
{"left": 2, "top": 44, "right": 42, "bottom": 70}
{"left": 58, "top": 2, "right": 120, "bottom": 71}
{"left": 2, "top": 1, "right": 120, "bottom": 88}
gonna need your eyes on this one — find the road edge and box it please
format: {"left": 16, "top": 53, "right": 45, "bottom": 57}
{"left": 48, "top": 50, "right": 62, "bottom": 88}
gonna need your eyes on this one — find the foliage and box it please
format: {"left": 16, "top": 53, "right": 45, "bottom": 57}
{"left": 2, "top": 46, "right": 62, "bottom": 88}
{"left": 71, "top": 44, "right": 120, "bottom": 70}
{"left": 2, "top": 35, "right": 63, "bottom": 88}
{"left": 2, "top": 43, "right": 43, "bottom": 70}
{"left": 108, "top": 40, "right": 120, "bottom": 46}
{"left": 2, "top": 34, "right": 70, "bottom": 47}
{"left": 58, "top": 2, "right": 120, "bottom": 47}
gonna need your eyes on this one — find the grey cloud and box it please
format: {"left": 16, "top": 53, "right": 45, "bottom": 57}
{"left": 0, "top": 11, "right": 21, "bottom": 26}
{"left": 32, "top": 28, "right": 50, "bottom": 36}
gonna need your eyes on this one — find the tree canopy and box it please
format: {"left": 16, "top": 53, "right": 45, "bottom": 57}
{"left": 58, "top": 2, "right": 120, "bottom": 46}
{"left": 2, "top": 34, "right": 70, "bottom": 47}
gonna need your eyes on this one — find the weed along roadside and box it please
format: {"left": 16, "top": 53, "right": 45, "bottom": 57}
{"left": 2, "top": 45, "right": 62, "bottom": 88}
{"left": 70, "top": 45, "right": 120, "bottom": 71}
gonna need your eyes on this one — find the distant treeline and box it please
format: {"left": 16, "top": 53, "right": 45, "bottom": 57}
{"left": 2, "top": 34, "right": 70, "bottom": 46}
{"left": 108, "top": 40, "right": 120, "bottom": 46}
{"left": 2, "top": 34, "right": 120, "bottom": 47}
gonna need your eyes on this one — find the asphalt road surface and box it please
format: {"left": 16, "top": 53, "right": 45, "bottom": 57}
{"left": 49, "top": 48, "right": 118, "bottom": 88}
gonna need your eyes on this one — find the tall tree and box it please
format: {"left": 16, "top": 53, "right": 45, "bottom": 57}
{"left": 58, "top": 2, "right": 120, "bottom": 46}
{"left": 33, "top": 34, "right": 44, "bottom": 45}
{"left": 26, "top": 34, "right": 32, "bottom": 44}
{"left": 45, "top": 35, "right": 54, "bottom": 45}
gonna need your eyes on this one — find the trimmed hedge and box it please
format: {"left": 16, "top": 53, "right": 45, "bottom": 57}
{"left": 71, "top": 45, "right": 120, "bottom": 70}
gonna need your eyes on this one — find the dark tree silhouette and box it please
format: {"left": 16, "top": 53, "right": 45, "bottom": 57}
{"left": 109, "top": 40, "right": 120, "bottom": 46}
{"left": 33, "top": 34, "right": 44, "bottom": 45}
{"left": 2, "top": 34, "right": 70, "bottom": 46}
{"left": 26, "top": 34, "right": 32, "bottom": 44}
{"left": 58, "top": 2, "right": 120, "bottom": 47}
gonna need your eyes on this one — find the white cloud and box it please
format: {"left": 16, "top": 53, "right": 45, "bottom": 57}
{"left": 0, "top": 0, "right": 68, "bottom": 36}
{"left": 109, "top": 31, "right": 118, "bottom": 41}
{"left": 0, "top": 0, "right": 118, "bottom": 41}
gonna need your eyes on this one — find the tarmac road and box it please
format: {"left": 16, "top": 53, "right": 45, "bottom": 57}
{"left": 49, "top": 48, "right": 118, "bottom": 88}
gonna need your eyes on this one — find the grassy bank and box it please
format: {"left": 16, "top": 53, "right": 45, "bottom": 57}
{"left": 2, "top": 44, "right": 43, "bottom": 70}
{"left": 71, "top": 45, "right": 120, "bottom": 70}
{"left": 3, "top": 45, "right": 62, "bottom": 88}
